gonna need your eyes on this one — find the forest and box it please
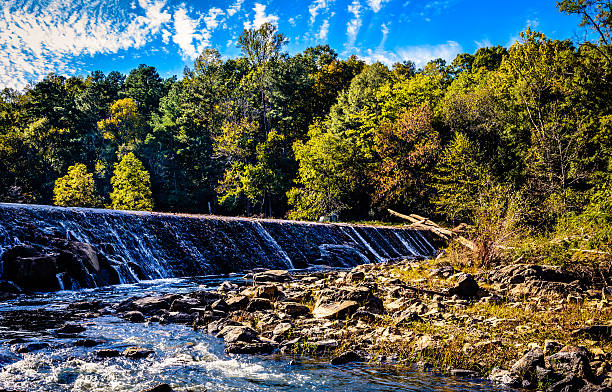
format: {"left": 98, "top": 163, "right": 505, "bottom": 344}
{"left": 0, "top": 1, "right": 610, "bottom": 264}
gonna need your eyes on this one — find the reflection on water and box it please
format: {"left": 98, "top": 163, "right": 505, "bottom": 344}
{"left": 0, "top": 277, "right": 514, "bottom": 392}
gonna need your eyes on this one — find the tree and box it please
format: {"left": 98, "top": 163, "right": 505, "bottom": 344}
{"left": 557, "top": 0, "right": 611, "bottom": 63}
{"left": 121, "top": 64, "right": 167, "bottom": 117}
{"left": 109, "top": 152, "right": 153, "bottom": 211}
{"left": 433, "top": 132, "right": 489, "bottom": 222}
{"left": 97, "top": 98, "right": 144, "bottom": 154}
{"left": 53, "top": 163, "right": 96, "bottom": 207}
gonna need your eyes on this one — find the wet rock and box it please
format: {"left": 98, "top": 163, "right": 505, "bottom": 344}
{"left": 546, "top": 345, "right": 593, "bottom": 380}
{"left": 218, "top": 281, "right": 238, "bottom": 292}
{"left": 122, "top": 347, "right": 154, "bottom": 359}
{"left": 225, "top": 341, "right": 277, "bottom": 354}
{"left": 572, "top": 325, "right": 612, "bottom": 341}
{"left": 312, "top": 300, "right": 359, "bottom": 319}
{"left": 252, "top": 270, "right": 291, "bottom": 283}
{"left": 96, "top": 349, "right": 120, "bottom": 358}
{"left": 246, "top": 298, "right": 273, "bottom": 312}
{"left": 272, "top": 323, "right": 292, "bottom": 340}
{"left": 124, "top": 311, "right": 146, "bottom": 323}
{"left": 218, "top": 325, "right": 258, "bottom": 344}
{"left": 511, "top": 348, "right": 544, "bottom": 382}
{"left": 489, "top": 367, "right": 522, "bottom": 387}
{"left": 448, "top": 273, "right": 479, "bottom": 299}
{"left": 0, "top": 280, "right": 22, "bottom": 299}
{"left": 74, "top": 339, "right": 103, "bottom": 347}
{"left": 450, "top": 369, "right": 479, "bottom": 378}
{"left": 117, "top": 295, "right": 178, "bottom": 315}
{"left": 68, "top": 300, "right": 102, "bottom": 311}
{"left": 331, "top": 350, "right": 363, "bottom": 365}
{"left": 310, "top": 339, "right": 338, "bottom": 353}
{"left": 169, "top": 296, "right": 201, "bottom": 313}
{"left": 207, "top": 318, "right": 241, "bottom": 335}
{"left": 142, "top": 384, "right": 174, "bottom": 392}
{"left": 15, "top": 342, "right": 49, "bottom": 353}
{"left": 55, "top": 324, "right": 86, "bottom": 334}
{"left": 277, "top": 302, "right": 310, "bottom": 317}
{"left": 165, "top": 312, "right": 194, "bottom": 324}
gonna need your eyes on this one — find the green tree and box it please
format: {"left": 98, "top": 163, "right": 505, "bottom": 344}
{"left": 53, "top": 163, "right": 96, "bottom": 207}
{"left": 109, "top": 152, "right": 153, "bottom": 211}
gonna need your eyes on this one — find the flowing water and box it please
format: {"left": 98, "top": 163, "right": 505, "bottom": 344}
{"left": 0, "top": 277, "right": 515, "bottom": 392}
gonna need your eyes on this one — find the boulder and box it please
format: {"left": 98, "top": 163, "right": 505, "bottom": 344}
{"left": 122, "top": 347, "right": 154, "bottom": 359}
{"left": 331, "top": 350, "right": 363, "bottom": 365}
{"left": 448, "top": 273, "right": 480, "bottom": 299}
{"left": 572, "top": 325, "right": 612, "bottom": 341}
{"left": 277, "top": 302, "right": 310, "bottom": 317}
{"left": 225, "top": 341, "right": 277, "bottom": 354}
{"left": 226, "top": 295, "right": 250, "bottom": 311}
{"left": 510, "top": 348, "right": 544, "bottom": 382}
{"left": 252, "top": 270, "right": 291, "bottom": 283}
{"left": 246, "top": 298, "right": 273, "bottom": 312}
{"left": 55, "top": 324, "right": 86, "bottom": 334}
{"left": 312, "top": 300, "right": 359, "bottom": 319}
{"left": 142, "top": 384, "right": 173, "bottom": 392}
{"left": 124, "top": 311, "right": 146, "bottom": 323}
{"left": 96, "top": 349, "right": 120, "bottom": 358}
{"left": 218, "top": 325, "right": 258, "bottom": 343}
{"left": 546, "top": 346, "right": 593, "bottom": 380}
{"left": 489, "top": 367, "right": 522, "bottom": 387}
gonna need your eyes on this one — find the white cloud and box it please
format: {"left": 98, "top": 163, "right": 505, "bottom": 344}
{"left": 475, "top": 38, "right": 491, "bottom": 48}
{"left": 203, "top": 7, "right": 224, "bottom": 30}
{"left": 309, "top": 0, "right": 332, "bottom": 24}
{"left": 346, "top": 0, "right": 362, "bottom": 48}
{"left": 317, "top": 19, "right": 330, "bottom": 41}
{"left": 226, "top": 0, "right": 244, "bottom": 17}
{"left": 363, "top": 41, "right": 463, "bottom": 68}
{"left": 243, "top": 3, "right": 279, "bottom": 30}
{"left": 367, "top": 0, "right": 389, "bottom": 13}
{"left": 172, "top": 6, "right": 212, "bottom": 60}
{"left": 379, "top": 23, "right": 389, "bottom": 48}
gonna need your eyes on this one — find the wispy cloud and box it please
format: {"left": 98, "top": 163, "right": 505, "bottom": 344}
{"left": 309, "top": 0, "right": 333, "bottom": 24}
{"left": 363, "top": 41, "right": 463, "bottom": 68}
{"left": 226, "top": 0, "right": 245, "bottom": 17}
{"left": 346, "top": 0, "right": 362, "bottom": 48}
{"left": 475, "top": 38, "right": 492, "bottom": 48}
{"left": 243, "top": 3, "right": 279, "bottom": 30}
{"left": 317, "top": 19, "right": 330, "bottom": 41}
{"left": 367, "top": 0, "right": 389, "bottom": 13}
{"left": 0, "top": 0, "right": 227, "bottom": 89}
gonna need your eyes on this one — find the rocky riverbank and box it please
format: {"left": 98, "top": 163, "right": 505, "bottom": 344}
{"left": 3, "top": 258, "right": 610, "bottom": 392}
{"left": 102, "top": 259, "right": 611, "bottom": 391}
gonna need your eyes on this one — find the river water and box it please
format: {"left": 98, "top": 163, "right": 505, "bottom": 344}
{"left": 0, "top": 275, "right": 515, "bottom": 392}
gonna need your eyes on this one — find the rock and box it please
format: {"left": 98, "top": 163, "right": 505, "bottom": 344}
{"left": 169, "top": 296, "right": 201, "bottom": 313}
{"left": 118, "top": 295, "right": 177, "bottom": 315}
{"left": 331, "top": 350, "right": 363, "bottom": 365}
{"left": 545, "top": 340, "right": 563, "bottom": 355}
{"left": 312, "top": 300, "right": 359, "bottom": 319}
{"left": 226, "top": 295, "right": 250, "bottom": 311}
{"left": 124, "top": 311, "right": 146, "bottom": 323}
{"left": 272, "top": 323, "right": 292, "bottom": 340}
{"left": 448, "top": 273, "right": 479, "bottom": 298}
{"left": 489, "top": 367, "right": 522, "bottom": 387}
{"left": 55, "top": 324, "right": 86, "bottom": 334}
{"left": 277, "top": 302, "right": 310, "bottom": 317}
{"left": 74, "top": 339, "right": 103, "bottom": 347}
{"left": 142, "top": 384, "right": 173, "bottom": 392}
{"left": 15, "top": 342, "right": 49, "bottom": 353}
{"left": 165, "top": 312, "right": 194, "bottom": 324}
{"left": 252, "top": 270, "right": 291, "bottom": 283}
{"left": 207, "top": 318, "right": 241, "bottom": 335}
{"left": 122, "top": 347, "right": 154, "bottom": 359}
{"left": 352, "top": 309, "right": 380, "bottom": 323}
{"left": 211, "top": 299, "right": 228, "bottom": 312}
{"left": 572, "top": 325, "right": 612, "bottom": 341}
{"left": 450, "top": 369, "right": 479, "bottom": 378}
{"left": 346, "top": 271, "right": 365, "bottom": 282}
{"left": 0, "top": 280, "right": 22, "bottom": 299}
{"left": 218, "top": 280, "right": 238, "bottom": 292}
{"left": 218, "top": 325, "right": 258, "bottom": 344}
{"left": 414, "top": 335, "right": 438, "bottom": 353}
{"left": 511, "top": 348, "right": 544, "bottom": 382}
{"left": 68, "top": 300, "right": 102, "bottom": 311}
{"left": 546, "top": 375, "right": 585, "bottom": 392}
{"left": 246, "top": 298, "right": 273, "bottom": 312}
{"left": 428, "top": 266, "right": 456, "bottom": 279}
{"left": 96, "top": 349, "right": 120, "bottom": 358}
{"left": 225, "top": 341, "right": 276, "bottom": 354}
{"left": 242, "top": 285, "right": 281, "bottom": 300}
{"left": 546, "top": 346, "right": 593, "bottom": 380}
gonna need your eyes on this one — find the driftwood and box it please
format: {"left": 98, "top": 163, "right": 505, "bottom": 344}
{"left": 388, "top": 209, "right": 475, "bottom": 250}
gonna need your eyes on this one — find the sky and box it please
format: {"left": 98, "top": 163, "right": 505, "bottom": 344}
{"left": 0, "top": 0, "right": 584, "bottom": 90}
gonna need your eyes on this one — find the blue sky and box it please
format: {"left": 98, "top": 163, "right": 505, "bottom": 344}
{"left": 0, "top": 0, "right": 582, "bottom": 90}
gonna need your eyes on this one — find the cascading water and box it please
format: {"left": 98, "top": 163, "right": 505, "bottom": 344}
{"left": 0, "top": 203, "right": 437, "bottom": 289}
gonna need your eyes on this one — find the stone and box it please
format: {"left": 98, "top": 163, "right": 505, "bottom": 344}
{"left": 122, "top": 347, "right": 154, "bottom": 359}
{"left": 55, "top": 324, "right": 86, "bottom": 334}
{"left": 448, "top": 273, "right": 480, "bottom": 298}
{"left": 511, "top": 348, "right": 544, "bottom": 382}
{"left": 15, "top": 342, "right": 50, "bottom": 353}
{"left": 226, "top": 295, "right": 250, "bottom": 311}
{"left": 169, "top": 296, "right": 201, "bottom": 313}
{"left": 74, "top": 339, "right": 103, "bottom": 347}
{"left": 225, "top": 341, "right": 276, "bottom": 354}
{"left": 207, "top": 318, "right": 241, "bottom": 335}
{"left": 252, "top": 270, "right": 291, "bottom": 283}
{"left": 272, "top": 323, "right": 292, "bottom": 339}
{"left": 312, "top": 300, "right": 359, "bottom": 319}
{"left": 96, "top": 349, "right": 120, "bottom": 358}
{"left": 165, "top": 312, "right": 194, "bottom": 324}
{"left": 546, "top": 346, "right": 593, "bottom": 380}
{"left": 278, "top": 302, "right": 310, "bottom": 317}
{"left": 211, "top": 299, "right": 228, "bottom": 312}
{"left": 331, "top": 350, "right": 363, "bottom": 365}
{"left": 68, "top": 300, "right": 102, "bottom": 311}
{"left": 218, "top": 325, "right": 258, "bottom": 344}
{"left": 246, "top": 298, "right": 273, "bottom": 312}
{"left": 489, "top": 367, "right": 522, "bottom": 387}
{"left": 450, "top": 369, "right": 479, "bottom": 378}
{"left": 414, "top": 334, "right": 438, "bottom": 352}
{"left": 124, "top": 311, "right": 146, "bottom": 323}
{"left": 572, "top": 325, "right": 612, "bottom": 341}
{"left": 545, "top": 340, "right": 563, "bottom": 355}
{"left": 142, "top": 384, "right": 173, "bottom": 392}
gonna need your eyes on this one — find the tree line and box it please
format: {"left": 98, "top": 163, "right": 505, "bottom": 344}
{"left": 1, "top": 1, "right": 610, "bottom": 261}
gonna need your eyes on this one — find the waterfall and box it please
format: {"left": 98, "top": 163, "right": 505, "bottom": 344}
{"left": 0, "top": 203, "right": 436, "bottom": 288}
